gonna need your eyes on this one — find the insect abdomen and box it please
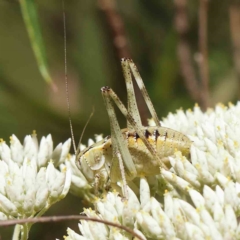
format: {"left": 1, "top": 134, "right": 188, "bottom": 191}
{"left": 124, "top": 126, "right": 191, "bottom": 176}
{"left": 125, "top": 126, "right": 191, "bottom": 157}
{"left": 154, "top": 127, "right": 191, "bottom": 158}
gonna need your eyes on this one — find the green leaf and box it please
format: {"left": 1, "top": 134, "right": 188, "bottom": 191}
{"left": 19, "top": 0, "right": 55, "bottom": 88}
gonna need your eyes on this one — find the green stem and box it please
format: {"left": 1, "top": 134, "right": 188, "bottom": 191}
{"left": 20, "top": 224, "right": 29, "bottom": 240}
{"left": 26, "top": 204, "right": 50, "bottom": 234}
{"left": 12, "top": 224, "right": 21, "bottom": 240}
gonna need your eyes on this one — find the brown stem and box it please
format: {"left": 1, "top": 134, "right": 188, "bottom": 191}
{"left": 229, "top": 2, "right": 240, "bottom": 99}
{"left": 0, "top": 215, "right": 144, "bottom": 240}
{"left": 198, "top": 0, "right": 209, "bottom": 110}
{"left": 97, "top": 0, "right": 149, "bottom": 124}
{"left": 174, "top": 0, "right": 211, "bottom": 110}
{"left": 174, "top": 0, "right": 200, "bottom": 104}
{"left": 97, "top": 0, "right": 131, "bottom": 59}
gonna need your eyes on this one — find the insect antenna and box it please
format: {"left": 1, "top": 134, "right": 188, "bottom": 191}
{"left": 62, "top": 0, "right": 77, "bottom": 154}
{"left": 76, "top": 106, "right": 95, "bottom": 155}
{"left": 62, "top": 0, "right": 95, "bottom": 157}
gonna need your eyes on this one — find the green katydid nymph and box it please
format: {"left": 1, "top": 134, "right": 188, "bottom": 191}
{"left": 75, "top": 58, "right": 192, "bottom": 198}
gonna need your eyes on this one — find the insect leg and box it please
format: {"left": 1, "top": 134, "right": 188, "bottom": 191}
{"left": 94, "top": 173, "right": 100, "bottom": 196}
{"left": 101, "top": 86, "right": 168, "bottom": 170}
{"left": 101, "top": 87, "right": 137, "bottom": 197}
{"left": 121, "top": 58, "right": 142, "bottom": 130}
{"left": 116, "top": 152, "right": 128, "bottom": 199}
{"left": 127, "top": 59, "right": 161, "bottom": 127}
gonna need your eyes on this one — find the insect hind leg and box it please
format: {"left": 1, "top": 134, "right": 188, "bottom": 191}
{"left": 128, "top": 59, "right": 160, "bottom": 126}
{"left": 101, "top": 86, "right": 137, "bottom": 199}
{"left": 121, "top": 58, "right": 142, "bottom": 130}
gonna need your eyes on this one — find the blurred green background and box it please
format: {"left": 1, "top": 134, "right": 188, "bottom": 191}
{"left": 0, "top": 0, "right": 238, "bottom": 239}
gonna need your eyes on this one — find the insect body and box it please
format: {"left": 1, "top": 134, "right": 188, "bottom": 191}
{"left": 76, "top": 59, "right": 191, "bottom": 197}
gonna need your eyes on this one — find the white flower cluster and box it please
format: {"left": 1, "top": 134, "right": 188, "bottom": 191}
{"left": 65, "top": 178, "right": 240, "bottom": 240}
{"left": 64, "top": 102, "right": 240, "bottom": 240}
{"left": 0, "top": 133, "right": 71, "bottom": 220}
{"left": 161, "top": 103, "right": 240, "bottom": 191}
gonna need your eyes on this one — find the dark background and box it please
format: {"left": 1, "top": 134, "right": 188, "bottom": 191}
{"left": 0, "top": 0, "right": 239, "bottom": 239}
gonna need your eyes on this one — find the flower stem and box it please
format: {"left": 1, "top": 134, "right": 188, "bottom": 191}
{"left": 20, "top": 224, "right": 29, "bottom": 240}
{"left": 12, "top": 224, "right": 21, "bottom": 240}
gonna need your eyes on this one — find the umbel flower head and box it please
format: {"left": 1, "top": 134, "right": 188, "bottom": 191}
{"left": 0, "top": 132, "right": 72, "bottom": 220}
{"left": 64, "top": 102, "right": 240, "bottom": 240}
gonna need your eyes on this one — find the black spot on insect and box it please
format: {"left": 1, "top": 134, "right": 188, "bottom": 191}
{"left": 126, "top": 131, "right": 131, "bottom": 139}
{"left": 154, "top": 129, "right": 160, "bottom": 141}
{"left": 164, "top": 131, "right": 168, "bottom": 141}
{"left": 134, "top": 132, "right": 139, "bottom": 141}
{"left": 144, "top": 129, "right": 150, "bottom": 139}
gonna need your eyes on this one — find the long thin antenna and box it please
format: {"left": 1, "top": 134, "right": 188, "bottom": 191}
{"left": 76, "top": 106, "right": 95, "bottom": 154}
{"left": 62, "top": 0, "right": 77, "bottom": 154}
